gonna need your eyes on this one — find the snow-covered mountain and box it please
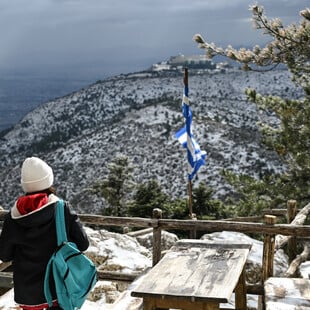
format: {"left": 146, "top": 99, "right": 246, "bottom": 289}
{"left": 0, "top": 67, "right": 303, "bottom": 212}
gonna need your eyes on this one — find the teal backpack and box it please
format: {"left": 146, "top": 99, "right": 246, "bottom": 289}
{"left": 44, "top": 200, "right": 97, "bottom": 310}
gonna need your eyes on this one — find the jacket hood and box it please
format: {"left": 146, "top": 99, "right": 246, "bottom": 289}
{"left": 11, "top": 194, "right": 60, "bottom": 228}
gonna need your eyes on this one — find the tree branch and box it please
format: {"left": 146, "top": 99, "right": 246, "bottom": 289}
{"left": 275, "top": 202, "right": 310, "bottom": 250}
{"left": 284, "top": 242, "right": 310, "bottom": 277}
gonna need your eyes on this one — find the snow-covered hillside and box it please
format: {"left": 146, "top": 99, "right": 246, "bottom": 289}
{"left": 0, "top": 68, "right": 303, "bottom": 212}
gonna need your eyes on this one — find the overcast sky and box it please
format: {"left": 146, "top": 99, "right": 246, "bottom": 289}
{"left": 0, "top": 0, "right": 308, "bottom": 79}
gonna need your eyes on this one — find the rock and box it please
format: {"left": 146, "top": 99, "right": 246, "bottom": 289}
{"left": 84, "top": 227, "right": 152, "bottom": 274}
{"left": 81, "top": 227, "right": 153, "bottom": 306}
{"left": 135, "top": 230, "right": 179, "bottom": 251}
{"left": 87, "top": 280, "right": 119, "bottom": 304}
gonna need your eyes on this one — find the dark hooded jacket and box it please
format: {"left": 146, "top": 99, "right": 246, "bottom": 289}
{"left": 0, "top": 193, "right": 89, "bottom": 306}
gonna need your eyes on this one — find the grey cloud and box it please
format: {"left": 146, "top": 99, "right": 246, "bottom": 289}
{"left": 0, "top": 0, "right": 308, "bottom": 77}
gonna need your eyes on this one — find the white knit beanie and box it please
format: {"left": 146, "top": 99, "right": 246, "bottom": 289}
{"left": 21, "top": 157, "right": 54, "bottom": 193}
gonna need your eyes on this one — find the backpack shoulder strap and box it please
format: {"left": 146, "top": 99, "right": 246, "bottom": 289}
{"left": 55, "top": 199, "right": 68, "bottom": 246}
{"left": 44, "top": 199, "right": 67, "bottom": 307}
{"left": 44, "top": 257, "right": 54, "bottom": 307}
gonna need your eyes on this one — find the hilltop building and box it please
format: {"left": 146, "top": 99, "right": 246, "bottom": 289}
{"left": 151, "top": 54, "right": 228, "bottom": 72}
{"left": 168, "top": 54, "right": 216, "bottom": 69}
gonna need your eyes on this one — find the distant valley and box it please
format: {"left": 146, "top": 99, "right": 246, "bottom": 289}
{"left": 0, "top": 75, "right": 95, "bottom": 132}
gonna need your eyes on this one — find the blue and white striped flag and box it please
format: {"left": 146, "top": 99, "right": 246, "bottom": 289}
{"left": 175, "top": 85, "right": 206, "bottom": 180}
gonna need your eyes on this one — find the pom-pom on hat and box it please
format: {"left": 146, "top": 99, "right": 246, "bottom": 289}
{"left": 21, "top": 157, "right": 54, "bottom": 193}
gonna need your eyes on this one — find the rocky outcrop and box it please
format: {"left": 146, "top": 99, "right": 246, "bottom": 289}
{"left": 85, "top": 227, "right": 151, "bottom": 273}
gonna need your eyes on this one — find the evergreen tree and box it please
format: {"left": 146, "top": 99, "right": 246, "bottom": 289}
{"left": 165, "top": 198, "right": 188, "bottom": 220}
{"left": 192, "top": 182, "right": 227, "bottom": 219}
{"left": 92, "top": 155, "right": 135, "bottom": 216}
{"left": 128, "top": 180, "right": 169, "bottom": 218}
{"left": 194, "top": 5, "right": 310, "bottom": 210}
{"left": 128, "top": 180, "right": 190, "bottom": 219}
{"left": 221, "top": 171, "right": 277, "bottom": 217}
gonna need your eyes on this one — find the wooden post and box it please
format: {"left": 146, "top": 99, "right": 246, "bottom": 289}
{"left": 262, "top": 215, "right": 276, "bottom": 280}
{"left": 259, "top": 215, "right": 277, "bottom": 310}
{"left": 287, "top": 200, "right": 297, "bottom": 263}
{"left": 183, "top": 68, "right": 197, "bottom": 239}
{"left": 189, "top": 213, "right": 197, "bottom": 239}
{"left": 188, "top": 178, "right": 193, "bottom": 218}
{"left": 235, "top": 268, "right": 247, "bottom": 310}
{"left": 184, "top": 67, "right": 193, "bottom": 220}
{"left": 152, "top": 208, "right": 162, "bottom": 266}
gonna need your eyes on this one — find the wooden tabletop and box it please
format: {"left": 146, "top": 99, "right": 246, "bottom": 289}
{"left": 131, "top": 239, "right": 251, "bottom": 304}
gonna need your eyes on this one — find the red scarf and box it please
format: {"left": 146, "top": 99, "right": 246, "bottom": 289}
{"left": 16, "top": 193, "right": 49, "bottom": 215}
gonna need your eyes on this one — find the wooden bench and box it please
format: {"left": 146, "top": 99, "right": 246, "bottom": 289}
{"left": 264, "top": 277, "right": 310, "bottom": 309}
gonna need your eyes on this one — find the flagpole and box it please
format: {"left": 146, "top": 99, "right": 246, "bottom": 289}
{"left": 183, "top": 68, "right": 193, "bottom": 219}
{"left": 188, "top": 177, "right": 193, "bottom": 218}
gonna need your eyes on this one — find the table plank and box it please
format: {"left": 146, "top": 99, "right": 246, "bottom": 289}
{"left": 143, "top": 296, "right": 220, "bottom": 309}
{"left": 175, "top": 239, "right": 252, "bottom": 250}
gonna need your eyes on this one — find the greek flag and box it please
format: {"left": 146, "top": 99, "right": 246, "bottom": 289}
{"left": 175, "top": 85, "right": 206, "bottom": 180}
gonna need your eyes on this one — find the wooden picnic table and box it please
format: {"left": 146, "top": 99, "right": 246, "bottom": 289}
{"left": 131, "top": 239, "right": 252, "bottom": 310}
